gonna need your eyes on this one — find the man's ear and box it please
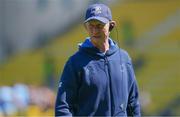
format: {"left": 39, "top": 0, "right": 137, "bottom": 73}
{"left": 84, "top": 23, "right": 88, "bottom": 30}
{"left": 109, "top": 21, "right": 116, "bottom": 32}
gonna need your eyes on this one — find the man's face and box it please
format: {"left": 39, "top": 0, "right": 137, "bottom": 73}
{"left": 85, "top": 20, "right": 110, "bottom": 42}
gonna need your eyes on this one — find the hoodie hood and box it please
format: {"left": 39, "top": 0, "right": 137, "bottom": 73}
{"left": 79, "top": 37, "right": 119, "bottom": 58}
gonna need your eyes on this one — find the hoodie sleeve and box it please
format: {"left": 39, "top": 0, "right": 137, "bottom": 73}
{"left": 120, "top": 49, "right": 141, "bottom": 116}
{"left": 126, "top": 62, "right": 141, "bottom": 116}
{"left": 55, "top": 58, "right": 78, "bottom": 116}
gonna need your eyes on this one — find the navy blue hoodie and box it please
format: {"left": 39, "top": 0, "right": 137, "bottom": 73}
{"left": 55, "top": 38, "right": 141, "bottom": 116}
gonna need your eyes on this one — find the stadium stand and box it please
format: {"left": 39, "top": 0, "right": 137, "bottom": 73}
{"left": 0, "top": 0, "right": 179, "bottom": 116}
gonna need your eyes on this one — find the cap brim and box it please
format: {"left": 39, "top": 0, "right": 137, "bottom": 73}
{"left": 84, "top": 16, "right": 109, "bottom": 24}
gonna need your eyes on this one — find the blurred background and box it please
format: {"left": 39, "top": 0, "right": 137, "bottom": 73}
{"left": 0, "top": 0, "right": 179, "bottom": 116}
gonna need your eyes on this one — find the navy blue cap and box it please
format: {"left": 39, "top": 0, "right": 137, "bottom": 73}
{"left": 84, "top": 3, "right": 112, "bottom": 24}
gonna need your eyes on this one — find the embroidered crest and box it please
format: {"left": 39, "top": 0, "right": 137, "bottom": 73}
{"left": 91, "top": 6, "right": 102, "bottom": 15}
{"left": 59, "top": 82, "right": 62, "bottom": 88}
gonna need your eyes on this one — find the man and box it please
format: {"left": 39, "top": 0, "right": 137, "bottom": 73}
{"left": 55, "top": 3, "right": 141, "bottom": 116}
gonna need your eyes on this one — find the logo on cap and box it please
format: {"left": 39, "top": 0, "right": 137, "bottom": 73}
{"left": 84, "top": 4, "right": 112, "bottom": 24}
{"left": 91, "top": 6, "right": 102, "bottom": 15}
